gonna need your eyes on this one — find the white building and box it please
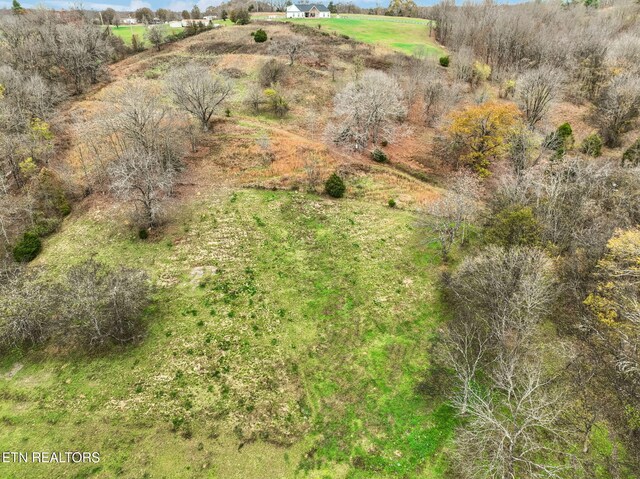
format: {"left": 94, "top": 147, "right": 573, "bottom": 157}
{"left": 122, "top": 17, "right": 136, "bottom": 25}
{"left": 286, "top": 3, "right": 331, "bottom": 18}
{"left": 181, "top": 18, "right": 208, "bottom": 27}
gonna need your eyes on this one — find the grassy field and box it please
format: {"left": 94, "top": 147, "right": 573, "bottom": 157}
{"left": 109, "top": 25, "right": 185, "bottom": 44}
{"left": 0, "top": 189, "right": 452, "bottom": 478}
{"left": 256, "top": 14, "right": 443, "bottom": 56}
{"left": 110, "top": 21, "right": 238, "bottom": 45}
{"left": 110, "top": 16, "right": 443, "bottom": 56}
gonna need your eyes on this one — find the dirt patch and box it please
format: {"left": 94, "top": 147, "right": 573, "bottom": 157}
{"left": 190, "top": 266, "right": 218, "bottom": 285}
{"left": 4, "top": 363, "right": 23, "bottom": 379}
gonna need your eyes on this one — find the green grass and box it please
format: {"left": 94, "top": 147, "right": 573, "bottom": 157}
{"left": 0, "top": 189, "right": 450, "bottom": 478}
{"left": 257, "top": 14, "right": 444, "bottom": 56}
{"left": 109, "top": 25, "right": 184, "bottom": 45}
{"left": 110, "top": 16, "right": 443, "bottom": 56}
{"left": 110, "top": 21, "right": 236, "bottom": 45}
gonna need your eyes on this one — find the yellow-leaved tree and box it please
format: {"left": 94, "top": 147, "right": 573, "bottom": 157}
{"left": 445, "top": 101, "right": 521, "bottom": 177}
{"left": 585, "top": 227, "right": 640, "bottom": 329}
{"left": 584, "top": 227, "right": 640, "bottom": 432}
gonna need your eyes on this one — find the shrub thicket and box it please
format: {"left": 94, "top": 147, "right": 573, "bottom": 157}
{"left": 12, "top": 232, "right": 42, "bottom": 263}
{"left": 61, "top": 260, "right": 151, "bottom": 350}
{"left": 264, "top": 88, "right": 289, "bottom": 117}
{"left": 325, "top": 173, "right": 346, "bottom": 198}
{"left": 580, "top": 133, "right": 603, "bottom": 157}
{"left": 230, "top": 8, "right": 250, "bottom": 24}
{"left": 545, "top": 122, "right": 574, "bottom": 157}
{"left": 484, "top": 206, "right": 541, "bottom": 248}
{"left": 259, "top": 59, "right": 286, "bottom": 87}
{"left": 439, "top": 55, "right": 450, "bottom": 67}
{"left": 622, "top": 138, "right": 640, "bottom": 167}
{"left": 0, "top": 260, "right": 152, "bottom": 352}
{"left": 372, "top": 148, "right": 388, "bottom": 163}
{"left": 254, "top": 29, "right": 267, "bottom": 43}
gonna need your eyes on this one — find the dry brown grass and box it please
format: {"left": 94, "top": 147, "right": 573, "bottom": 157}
{"left": 47, "top": 21, "right": 473, "bottom": 217}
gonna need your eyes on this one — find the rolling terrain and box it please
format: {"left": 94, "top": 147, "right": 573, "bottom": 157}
{"left": 110, "top": 15, "right": 443, "bottom": 57}
{"left": 0, "top": 20, "right": 450, "bottom": 479}
{"left": 3, "top": 4, "right": 639, "bottom": 478}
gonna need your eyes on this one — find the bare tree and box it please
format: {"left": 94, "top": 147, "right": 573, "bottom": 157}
{"left": 441, "top": 243, "right": 568, "bottom": 478}
{"left": 454, "top": 360, "right": 569, "bottom": 479}
{"left": 245, "top": 83, "right": 265, "bottom": 114}
{"left": 167, "top": 63, "right": 233, "bottom": 131}
{"left": 419, "top": 174, "right": 481, "bottom": 260}
{"left": 109, "top": 148, "right": 175, "bottom": 228}
{"left": 255, "top": 135, "right": 274, "bottom": 165}
{"left": 448, "top": 246, "right": 557, "bottom": 352}
{"left": 303, "top": 152, "right": 322, "bottom": 192}
{"left": 330, "top": 70, "right": 406, "bottom": 150}
{"left": 516, "top": 66, "right": 563, "bottom": 128}
{"left": 59, "top": 259, "right": 151, "bottom": 349}
{"left": 100, "top": 80, "right": 183, "bottom": 170}
{"left": 269, "top": 36, "right": 309, "bottom": 66}
{"left": 0, "top": 66, "right": 65, "bottom": 132}
{"left": 437, "top": 318, "right": 490, "bottom": 414}
{"left": 595, "top": 73, "right": 640, "bottom": 147}
{"left": 418, "top": 70, "right": 464, "bottom": 126}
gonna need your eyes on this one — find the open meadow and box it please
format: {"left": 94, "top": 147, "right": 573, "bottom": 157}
{"left": 110, "top": 25, "right": 177, "bottom": 44}
{"left": 255, "top": 13, "right": 443, "bottom": 56}
{"left": 109, "top": 22, "right": 237, "bottom": 45}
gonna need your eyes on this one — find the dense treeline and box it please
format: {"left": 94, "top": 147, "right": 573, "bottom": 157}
{"left": 0, "top": 9, "right": 118, "bottom": 266}
{"left": 0, "top": 11, "right": 161, "bottom": 356}
{"left": 0, "top": 9, "right": 116, "bottom": 93}
{"left": 422, "top": 1, "right": 640, "bottom": 476}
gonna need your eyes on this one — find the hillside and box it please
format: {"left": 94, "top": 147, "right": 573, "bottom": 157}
{"left": 110, "top": 15, "right": 443, "bottom": 57}
{"left": 2, "top": 3, "right": 640, "bottom": 479}
{"left": 253, "top": 14, "right": 444, "bottom": 56}
{"left": 0, "top": 19, "right": 450, "bottom": 479}
{"left": 0, "top": 189, "right": 450, "bottom": 478}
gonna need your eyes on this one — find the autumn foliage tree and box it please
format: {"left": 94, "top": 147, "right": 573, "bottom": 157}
{"left": 584, "top": 227, "right": 640, "bottom": 413}
{"left": 578, "top": 226, "right": 640, "bottom": 465}
{"left": 445, "top": 102, "right": 521, "bottom": 176}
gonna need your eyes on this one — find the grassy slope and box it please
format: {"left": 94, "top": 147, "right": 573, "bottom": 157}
{"left": 0, "top": 189, "right": 452, "bottom": 478}
{"left": 110, "top": 21, "right": 238, "bottom": 45}
{"left": 109, "top": 25, "right": 177, "bottom": 44}
{"left": 111, "top": 17, "right": 443, "bottom": 56}
{"left": 257, "top": 14, "right": 443, "bottom": 56}
{"left": 295, "top": 17, "right": 441, "bottom": 56}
